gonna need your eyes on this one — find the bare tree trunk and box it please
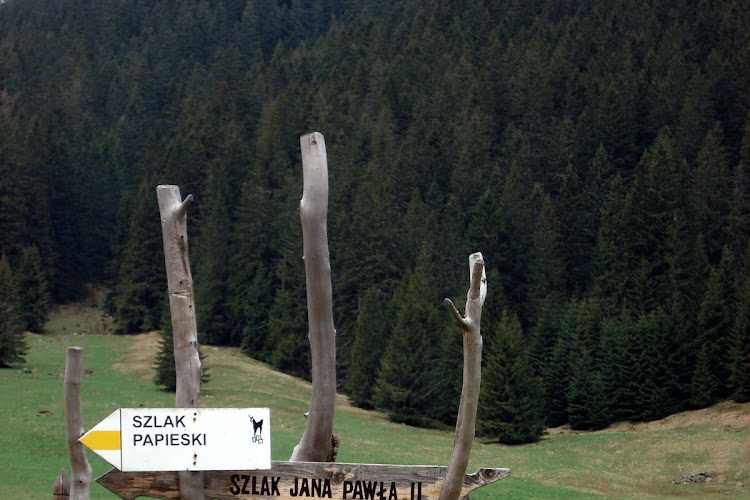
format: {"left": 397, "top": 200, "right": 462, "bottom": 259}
{"left": 290, "top": 132, "right": 337, "bottom": 462}
{"left": 53, "top": 468, "right": 70, "bottom": 500}
{"left": 64, "top": 347, "right": 91, "bottom": 500}
{"left": 156, "top": 185, "right": 205, "bottom": 500}
{"left": 439, "top": 253, "right": 487, "bottom": 500}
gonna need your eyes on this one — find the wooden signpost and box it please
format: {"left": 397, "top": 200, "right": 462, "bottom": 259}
{"left": 61, "top": 132, "right": 509, "bottom": 500}
{"left": 80, "top": 408, "right": 271, "bottom": 472}
{"left": 95, "top": 461, "right": 509, "bottom": 500}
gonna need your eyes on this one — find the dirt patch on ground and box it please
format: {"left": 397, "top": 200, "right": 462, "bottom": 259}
{"left": 548, "top": 400, "right": 750, "bottom": 435}
{"left": 112, "top": 331, "right": 161, "bottom": 379}
{"left": 113, "top": 330, "right": 374, "bottom": 415}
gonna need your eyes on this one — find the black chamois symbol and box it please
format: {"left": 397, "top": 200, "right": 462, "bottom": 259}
{"left": 249, "top": 416, "right": 264, "bottom": 443}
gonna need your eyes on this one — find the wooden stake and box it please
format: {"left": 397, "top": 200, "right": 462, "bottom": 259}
{"left": 440, "top": 253, "right": 487, "bottom": 500}
{"left": 290, "top": 132, "right": 337, "bottom": 462}
{"left": 64, "top": 347, "right": 91, "bottom": 500}
{"left": 157, "top": 185, "right": 205, "bottom": 500}
{"left": 53, "top": 468, "right": 70, "bottom": 500}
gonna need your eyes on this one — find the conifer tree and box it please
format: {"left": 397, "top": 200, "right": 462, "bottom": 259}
{"left": 195, "top": 169, "right": 234, "bottom": 345}
{"left": 692, "top": 247, "right": 736, "bottom": 403}
{"left": 593, "top": 172, "right": 631, "bottom": 316}
{"left": 432, "top": 316, "right": 463, "bottom": 426}
{"left": 233, "top": 169, "right": 274, "bottom": 360}
{"left": 265, "top": 188, "right": 310, "bottom": 379}
{"left": 621, "top": 131, "right": 683, "bottom": 315}
{"left": 694, "top": 123, "right": 732, "bottom": 263}
{"left": 477, "top": 310, "right": 545, "bottom": 444}
{"left": 15, "top": 245, "right": 50, "bottom": 333}
{"left": 267, "top": 275, "right": 309, "bottom": 379}
{"left": 154, "top": 300, "right": 209, "bottom": 392}
{"left": 526, "top": 194, "right": 565, "bottom": 321}
{"left": 730, "top": 243, "right": 750, "bottom": 403}
{"left": 567, "top": 355, "right": 611, "bottom": 431}
{"left": 108, "top": 180, "right": 165, "bottom": 333}
{"left": 564, "top": 300, "right": 611, "bottom": 430}
{"left": 664, "top": 226, "right": 708, "bottom": 409}
{"left": 0, "top": 254, "right": 26, "bottom": 367}
{"left": 689, "top": 344, "right": 719, "bottom": 408}
{"left": 347, "top": 287, "right": 391, "bottom": 409}
{"left": 195, "top": 121, "right": 250, "bottom": 346}
{"left": 0, "top": 110, "right": 25, "bottom": 261}
{"left": 597, "top": 317, "right": 624, "bottom": 417}
{"left": 729, "top": 122, "right": 750, "bottom": 260}
{"left": 373, "top": 249, "right": 441, "bottom": 427}
{"left": 239, "top": 263, "right": 273, "bottom": 360}
{"left": 543, "top": 316, "right": 572, "bottom": 428}
{"left": 153, "top": 322, "right": 177, "bottom": 392}
{"left": 555, "top": 162, "right": 596, "bottom": 296}
{"left": 613, "top": 312, "right": 671, "bottom": 421}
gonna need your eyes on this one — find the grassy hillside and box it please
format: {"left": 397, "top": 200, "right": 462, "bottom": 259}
{"left": 1, "top": 305, "right": 748, "bottom": 499}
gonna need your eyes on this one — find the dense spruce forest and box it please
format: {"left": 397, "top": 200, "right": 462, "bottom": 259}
{"left": 1, "top": 0, "right": 750, "bottom": 443}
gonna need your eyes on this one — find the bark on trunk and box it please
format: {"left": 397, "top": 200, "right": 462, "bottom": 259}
{"left": 64, "top": 346, "right": 92, "bottom": 500}
{"left": 156, "top": 185, "right": 205, "bottom": 499}
{"left": 439, "top": 253, "right": 487, "bottom": 500}
{"left": 290, "top": 132, "right": 337, "bottom": 462}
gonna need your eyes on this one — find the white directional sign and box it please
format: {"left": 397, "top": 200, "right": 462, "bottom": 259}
{"left": 80, "top": 408, "right": 271, "bottom": 472}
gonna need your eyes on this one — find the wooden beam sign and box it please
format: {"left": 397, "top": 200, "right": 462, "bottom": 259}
{"left": 96, "top": 461, "right": 509, "bottom": 500}
{"left": 80, "top": 408, "right": 271, "bottom": 472}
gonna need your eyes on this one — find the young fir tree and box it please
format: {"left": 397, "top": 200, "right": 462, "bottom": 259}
{"left": 153, "top": 329, "right": 177, "bottom": 392}
{"left": 347, "top": 287, "right": 390, "bottom": 409}
{"left": 154, "top": 301, "right": 210, "bottom": 392}
{"left": 567, "top": 356, "right": 611, "bottom": 431}
{"left": 691, "top": 247, "right": 736, "bottom": 404}
{"left": 373, "top": 250, "right": 441, "bottom": 427}
{"left": 477, "top": 310, "right": 545, "bottom": 444}
{"left": 689, "top": 344, "right": 720, "bottom": 408}
{"left": 262, "top": 177, "right": 311, "bottom": 379}
{"left": 109, "top": 180, "right": 166, "bottom": 333}
{"left": 239, "top": 263, "right": 273, "bottom": 360}
{"left": 432, "top": 317, "right": 464, "bottom": 426}
{"left": 0, "top": 254, "right": 27, "bottom": 367}
{"left": 612, "top": 311, "right": 671, "bottom": 421}
{"left": 195, "top": 123, "right": 246, "bottom": 346}
{"left": 730, "top": 243, "right": 750, "bottom": 402}
{"left": 194, "top": 184, "right": 233, "bottom": 346}
{"left": 15, "top": 246, "right": 50, "bottom": 333}
{"left": 543, "top": 317, "right": 572, "bottom": 428}
{"left": 565, "top": 301, "right": 611, "bottom": 430}
{"left": 0, "top": 111, "right": 25, "bottom": 262}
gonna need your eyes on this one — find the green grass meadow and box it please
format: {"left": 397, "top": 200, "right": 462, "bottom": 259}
{"left": 1, "top": 306, "right": 748, "bottom": 499}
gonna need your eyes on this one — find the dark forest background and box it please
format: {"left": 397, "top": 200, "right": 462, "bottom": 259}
{"left": 1, "top": 0, "right": 750, "bottom": 443}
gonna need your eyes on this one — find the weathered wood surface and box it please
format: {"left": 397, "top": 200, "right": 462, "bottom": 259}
{"left": 97, "top": 461, "right": 510, "bottom": 500}
{"left": 156, "top": 185, "right": 205, "bottom": 500}
{"left": 440, "top": 253, "right": 487, "bottom": 500}
{"left": 64, "top": 347, "right": 92, "bottom": 500}
{"left": 291, "top": 132, "right": 337, "bottom": 463}
{"left": 53, "top": 468, "right": 70, "bottom": 499}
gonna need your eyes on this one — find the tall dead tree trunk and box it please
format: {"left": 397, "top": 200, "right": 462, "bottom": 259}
{"left": 156, "top": 185, "right": 205, "bottom": 500}
{"left": 290, "top": 132, "right": 337, "bottom": 462}
{"left": 439, "top": 253, "right": 487, "bottom": 500}
{"left": 64, "top": 347, "right": 91, "bottom": 500}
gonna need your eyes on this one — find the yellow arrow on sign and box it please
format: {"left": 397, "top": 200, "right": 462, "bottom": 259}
{"left": 80, "top": 430, "right": 121, "bottom": 450}
{"left": 80, "top": 409, "right": 124, "bottom": 470}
